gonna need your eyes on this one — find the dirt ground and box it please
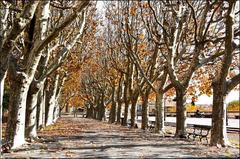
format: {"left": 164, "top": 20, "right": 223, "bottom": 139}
{"left": 2, "top": 115, "right": 240, "bottom": 158}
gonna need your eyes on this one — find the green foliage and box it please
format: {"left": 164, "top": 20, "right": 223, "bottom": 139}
{"left": 227, "top": 100, "right": 240, "bottom": 111}
{"left": 186, "top": 104, "right": 198, "bottom": 112}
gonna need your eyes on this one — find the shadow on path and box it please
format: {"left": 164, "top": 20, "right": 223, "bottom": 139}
{"left": 3, "top": 115, "right": 239, "bottom": 158}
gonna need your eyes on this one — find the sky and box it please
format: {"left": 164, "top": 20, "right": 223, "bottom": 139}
{"left": 96, "top": 1, "right": 105, "bottom": 13}
{"left": 195, "top": 90, "right": 239, "bottom": 105}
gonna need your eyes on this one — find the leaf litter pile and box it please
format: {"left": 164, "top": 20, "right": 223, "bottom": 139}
{"left": 3, "top": 115, "right": 240, "bottom": 158}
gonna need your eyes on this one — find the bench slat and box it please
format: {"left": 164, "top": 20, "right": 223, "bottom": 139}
{"left": 187, "top": 125, "right": 211, "bottom": 144}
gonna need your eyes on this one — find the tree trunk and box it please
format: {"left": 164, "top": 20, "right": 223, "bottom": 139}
{"left": 0, "top": 3, "right": 39, "bottom": 147}
{"left": 37, "top": 86, "right": 46, "bottom": 129}
{"left": 0, "top": 72, "right": 6, "bottom": 149}
{"left": 175, "top": 88, "right": 187, "bottom": 138}
{"left": 86, "top": 104, "right": 94, "bottom": 118}
{"left": 53, "top": 101, "right": 60, "bottom": 122}
{"left": 141, "top": 88, "right": 150, "bottom": 130}
{"left": 0, "top": 1, "right": 10, "bottom": 48}
{"left": 25, "top": 81, "right": 40, "bottom": 140}
{"left": 155, "top": 91, "right": 165, "bottom": 134}
{"left": 116, "top": 78, "right": 123, "bottom": 124}
{"left": 109, "top": 86, "right": 116, "bottom": 123}
{"left": 52, "top": 77, "right": 65, "bottom": 122}
{"left": 45, "top": 75, "right": 59, "bottom": 126}
{"left": 116, "top": 100, "right": 122, "bottom": 123}
{"left": 210, "top": 82, "right": 229, "bottom": 146}
{"left": 130, "top": 95, "right": 138, "bottom": 128}
{"left": 5, "top": 1, "right": 50, "bottom": 148}
{"left": 6, "top": 72, "right": 31, "bottom": 148}
{"left": 123, "top": 80, "right": 129, "bottom": 126}
{"left": 210, "top": 0, "right": 235, "bottom": 147}
{"left": 0, "top": 5, "right": 10, "bottom": 145}
{"left": 93, "top": 106, "right": 97, "bottom": 119}
{"left": 97, "top": 104, "right": 105, "bottom": 121}
{"left": 97, "top": 93, "right": 105, "bottom": 121}
{"left": 0, "top": 2, "right": 39, "bottom": 107}
{"left": 65, "top": 103, "right": 69, "bottom": 113}
{"left": 123, "top": 102, "right": 129, "bottom": 126}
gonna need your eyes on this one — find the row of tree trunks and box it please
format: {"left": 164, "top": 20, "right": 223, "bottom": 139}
{"left": 0, "top": 2, "right": 39, "bottom": 125}
{"left": 54, "top": 77, "right": 66, "bottom": 122}
{"left": 25, "top": 6, "right": 86, "bottom": 134}
{"left": 83, "top": 1, "right": 239, "bottom": 149}
{"left": 6, "top": 1, "right": 50, "bottom": 148}
{"left": 0, "top": 0, "right": 90, "bottom": 149}
{"left": 46, "top": 74, "right": 60, "bottom": 126}
{"left": 6, "top": 71, "right": 65, "bottom": 148}
{"left": 25, "top": 72, "right": 64, "bottom": 141}
{"left": 108, "top": 76, "right": 126, "bottom": 124}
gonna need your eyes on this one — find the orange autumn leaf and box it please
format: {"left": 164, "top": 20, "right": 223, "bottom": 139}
{"left": 139, "top": 33, "right": 145, "bottom": 40}
{"left": 130, "top": 6, "right": 137, "bottom": 16}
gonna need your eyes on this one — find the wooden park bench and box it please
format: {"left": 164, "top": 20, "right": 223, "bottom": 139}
{"left": 187, "top": 125, "right": 211, "bottom": 144}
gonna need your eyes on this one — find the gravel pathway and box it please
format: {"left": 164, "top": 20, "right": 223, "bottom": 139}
{"left": 2, "top": 115, "right": 239, "bottom": 158}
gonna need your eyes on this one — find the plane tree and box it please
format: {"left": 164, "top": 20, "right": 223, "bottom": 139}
{"left": 3, "top": 1, "right": 90, "bottom": 148}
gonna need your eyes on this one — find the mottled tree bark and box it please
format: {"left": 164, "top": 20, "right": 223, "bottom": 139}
{"left": 116, "top": 76, "right": 123, "bottom": 124}
{"left": 0, "top": 1, "right": 39, "bottom": 148}
{"left": 109, "top": 86, "right": 116, "bottom": 123}
{"left": 141, "top": 88, "right": 150, "bottom": 130}
{"left": 175, "top": 88, "right": 187, "bottom": 137}
{"left": 210, "top": 0, "right": 236, "bottom": 147}
{"left": 6, "top": 70, "right": 31, "bottom": 148}
{"left": 211, "top": 82, "right": 229, "bottom": 146}
{"left": 37, "top": 87, "right": 46, "bottom": 129}
{"left": 0, "top": 4, "right": 10, "bottom": 145}
{"left": 86, "top": 104, "right": 94, "bottom": 118}
{"left": 65, "top": 103, "right": 69, "bottom": 113}
{"left": 123, "top": 82, "right": 129, "bottom": 126}
{"left": 0, "top": 71, "right": 6, "bottom": 149}
{"left": 155, "top": 91, "right": 164, "bottom": 133}
{"left": 130, "top": 94, "right": 139, "bottom": 128}
{"left": 46, "top": 74, "right": 59, "bottom": 126}
{"left": 25, "top": 80, "right": 42, "bottom": 140}
{"left": 97, "top": 93, "right": 105, "bottom": 121}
